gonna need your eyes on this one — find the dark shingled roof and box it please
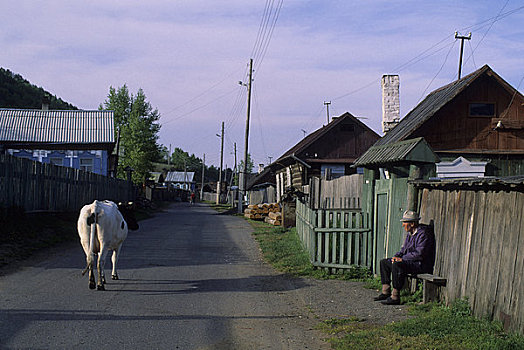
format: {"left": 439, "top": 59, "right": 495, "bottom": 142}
{"left": 277, "top": 111, "right": 378, "bottom": 162}
{"left": 375, "top": 64, "right": 521, "bottom": 146}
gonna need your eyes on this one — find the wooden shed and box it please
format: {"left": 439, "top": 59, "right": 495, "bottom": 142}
{"left": 354, "top": 137, "right": 440, "bottom": 272}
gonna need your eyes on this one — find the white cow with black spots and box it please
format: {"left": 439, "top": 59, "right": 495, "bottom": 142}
{"left": 77, "top": 200, "right": 139, "bottom": 290}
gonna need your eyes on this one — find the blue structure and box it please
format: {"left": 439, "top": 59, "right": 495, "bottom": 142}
{"left": 0, "top": 109, "right": 115, "bottom": 176}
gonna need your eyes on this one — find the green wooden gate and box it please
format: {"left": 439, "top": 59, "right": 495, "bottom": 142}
{"left": 372, "top": 178, "right": 409, "bottom": 272}
{"left": 296, "top": 199, "right": 373, "bottom": 269}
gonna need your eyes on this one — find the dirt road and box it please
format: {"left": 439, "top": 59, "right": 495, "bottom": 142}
{"left": 0, "top": 203, "right": 407, "bottom": 349}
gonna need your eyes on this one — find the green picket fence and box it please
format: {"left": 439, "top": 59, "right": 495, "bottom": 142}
{"left": 296, "top": 199, "right": 372, "bottom": 269}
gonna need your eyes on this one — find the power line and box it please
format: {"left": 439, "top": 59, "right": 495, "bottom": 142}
{"left": 463, "top": 0, "right": 510, "bottom": 67}
{"left": 162, "top": 87, "right": 239, "bottom": 125}
{"left": 418, "top": 39, "right": 458, "bottom": 103}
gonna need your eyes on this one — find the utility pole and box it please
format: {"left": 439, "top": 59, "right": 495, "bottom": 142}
{"left": 324, "top": 101, "right": 331, "bottom": 124}
{"left": 200, "top": 154, "right": 205, "bottom": 201}
{"left": 217, "top": 121, "right": 224, "bottom": 205}
{"left": 239, "top": 58, "right": 253, "bottom": 214}
{"left": 455, "top": 31, "right": 471, "bottom": 80}
{"left": 268, "top": 156, "right": 272, "bottom": 164}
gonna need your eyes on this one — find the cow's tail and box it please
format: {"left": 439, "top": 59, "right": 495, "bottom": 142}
{"left": 82, "top": 201, "right": 100, "bottom": 276}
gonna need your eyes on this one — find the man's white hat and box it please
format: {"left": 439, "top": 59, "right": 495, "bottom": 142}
{"left": 400, "top": 210, "right": 420, "bottom": 222}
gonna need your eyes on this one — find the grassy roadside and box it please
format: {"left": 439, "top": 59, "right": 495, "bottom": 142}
{"left": 241, "top": 216, "right": 524, "bottom": 350}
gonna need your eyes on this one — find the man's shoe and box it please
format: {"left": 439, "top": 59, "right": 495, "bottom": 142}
{"left": 380, "top": 297, "right": 401, "bottom": 305}
{"left": 373, "top": 293, "right": 391, "bottom": 301}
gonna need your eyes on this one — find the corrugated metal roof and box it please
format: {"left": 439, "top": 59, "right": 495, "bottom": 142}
{"left": 375, "top": 65, "right": 493, "bottom": 146}
{"left": 165, "top": 171, "right": 195, "bottom": 183}
{"left": 0, "top": 109, "right": 114, "bottom": 144}
{"left": 354, "top": 137, "right": 440, "bottom": 167}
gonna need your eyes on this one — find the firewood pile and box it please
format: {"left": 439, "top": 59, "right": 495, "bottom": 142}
{"left": 244, "top": 203, "right": 281, "bottom": 226}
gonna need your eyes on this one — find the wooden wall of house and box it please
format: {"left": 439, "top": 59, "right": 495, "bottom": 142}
{"left": 419, "top": 187, "right": 524, "bottom": 334}
{"left": 301, "top": 120, "right": 380, "bottom": 161}
{"left": 414, "top": 74, "right": 524, "bottom": 152}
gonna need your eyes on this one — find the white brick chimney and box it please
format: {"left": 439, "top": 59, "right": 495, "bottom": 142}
{"left": 381, "top": 75, "right": 400, "bottom": 133}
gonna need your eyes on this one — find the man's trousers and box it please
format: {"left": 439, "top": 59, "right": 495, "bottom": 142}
{"left": 379, "top": 258, "right": 423, "bottom": 290}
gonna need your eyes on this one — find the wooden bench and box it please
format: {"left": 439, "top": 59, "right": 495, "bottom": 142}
{"left": 409, "top": 273, "right": 447, "bottom": 303}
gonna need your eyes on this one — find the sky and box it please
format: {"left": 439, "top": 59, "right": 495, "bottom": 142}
{"left": 1, "top": 1, "right": 523, "bottom": 169}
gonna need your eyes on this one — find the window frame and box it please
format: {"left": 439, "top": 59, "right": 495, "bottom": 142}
{"left": 468, "top": 102, "right": 496, "bottom": 118}
{"left": 79, "top": 158, "right": 94, "bottom": 172}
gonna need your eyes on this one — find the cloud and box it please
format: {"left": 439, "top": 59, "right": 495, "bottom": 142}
{"left": 1, "top": 0, "right": 523, "bottom": 167}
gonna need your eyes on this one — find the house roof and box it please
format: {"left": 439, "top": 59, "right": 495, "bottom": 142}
{"left": 375, "top": 64, "right": 522, "bottom": 146}
{"left": 0, "top": 109, "right": 115, "bottom": 146}
{"left": 165, "top": 171, "right": 195, "bottom": 183}
{"left": 412, "top": 175, "right": 524, "bottom": 192}
{"left": 277, "top": 111, "right": 378, "bottom": 162}
{"left": 354, "top": 137, "right": 440, "bottom": 167}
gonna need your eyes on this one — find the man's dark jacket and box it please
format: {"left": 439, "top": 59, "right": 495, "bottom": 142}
{"left": 394, "top": 224, "right": 436, "bottom": 273}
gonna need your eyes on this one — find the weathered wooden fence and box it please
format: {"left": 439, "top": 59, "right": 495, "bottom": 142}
{"left": 296, "top": 199, "right": 372, "bottom": 269}
{"left": 0, "top": 153, "right": 134, "bottom": 212}
{"left": 417, "top": 182, "right": 524, "bottom": 334}
{"left": 248, "top": 186, "right": 276, "bottom": 205}
{"left": 307, "top": 174, "right": 362, "bottom": 209}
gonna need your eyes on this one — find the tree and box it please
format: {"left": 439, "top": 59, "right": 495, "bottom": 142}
{"left": 100, "top": 85, "right": 161, "bottom": 184}
{"left": 238, "top": 153, "right": 254, "bottom": 174}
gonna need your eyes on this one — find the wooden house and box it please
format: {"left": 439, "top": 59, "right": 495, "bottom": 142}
{"left": 165, "top": 171, "right": 195, "bottom": 191}
{"left": 0, "top": 108, "right": 116, "bottom": 176}
{"left": 355, "top": 64, "right": 524, "bottom": 273}
{"left": 248, "top": 112, "right": 380, "bottom": 203}
{"left": 375, "top": 64, "right": 524, "bottom": 176}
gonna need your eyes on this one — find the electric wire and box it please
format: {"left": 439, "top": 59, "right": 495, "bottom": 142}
{"left": 417, "top": 39, "right": 458, "bottom": 103}
{"left": 463, "top": 0, "right": 510, "bottom": 67}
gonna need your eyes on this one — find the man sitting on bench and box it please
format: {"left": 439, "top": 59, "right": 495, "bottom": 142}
{"left": 374, "top": 210, "right": 436, "bottom": 305}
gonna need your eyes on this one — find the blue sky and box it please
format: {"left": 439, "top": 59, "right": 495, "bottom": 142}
{"left": 1, "top": 1, "right": 523, "bottom": 168}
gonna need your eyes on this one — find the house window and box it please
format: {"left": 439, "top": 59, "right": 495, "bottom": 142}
{"left": 50, "top": 157, "right": 63, "bottom": 166}
{"left": 469, "top": 103, "right": 495, "bottom": 117}
{"left": 80, "top": 158, "right": 94, "bottom": 172}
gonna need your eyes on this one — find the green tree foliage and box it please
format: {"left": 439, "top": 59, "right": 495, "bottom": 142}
{"left": 168, "top": 148, "right": 230, "bottom": 184}
{"left": 0, "top": 67, "right": 77, "bottom": 109}
{"left": 238, "top": 153, "right": 254, "bottom": 174}
{"left": 100, "top": 85, "right": 161, "bottom": 184}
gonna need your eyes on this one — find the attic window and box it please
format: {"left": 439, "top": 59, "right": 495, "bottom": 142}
{"left": 469, "top": 103, "right": 495, "bottom": 117}
{"left": 340, "top": 124, "right": 355, "bottom": 132}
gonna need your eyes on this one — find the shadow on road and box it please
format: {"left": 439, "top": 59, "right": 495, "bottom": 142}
{"left": 105, "top": 274, "right": 310, "bottom": 295}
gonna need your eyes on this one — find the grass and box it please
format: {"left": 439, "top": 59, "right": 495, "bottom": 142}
{"left": 246, "top": 218, "right": 373, "bottom": 281}
{"left": 320, "top": 299, "right": 524, "bottom": 350}
{"left": 239, "top": 216, "right": 524, "bottom": 349}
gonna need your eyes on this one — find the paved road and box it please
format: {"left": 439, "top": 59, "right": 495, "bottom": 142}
{"left": 0, "top": 203, "right": 329, "bottom": 349}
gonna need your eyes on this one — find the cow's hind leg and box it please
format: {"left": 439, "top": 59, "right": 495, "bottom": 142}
{"left": 88, "top": 253, "right": 96, "bottom": 289}
{"left": 88, "top": 266, "right": 96, "bottom": 289}
{"left": 111, "top": 247, "right": 122, "bottom": 280}
{"left": 97, "top": 247, "right": 109, "bottom": 291}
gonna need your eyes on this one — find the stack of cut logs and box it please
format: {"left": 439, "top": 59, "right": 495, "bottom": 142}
{"left": 244, "top": 203, "right": 282, "bottom": 226}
